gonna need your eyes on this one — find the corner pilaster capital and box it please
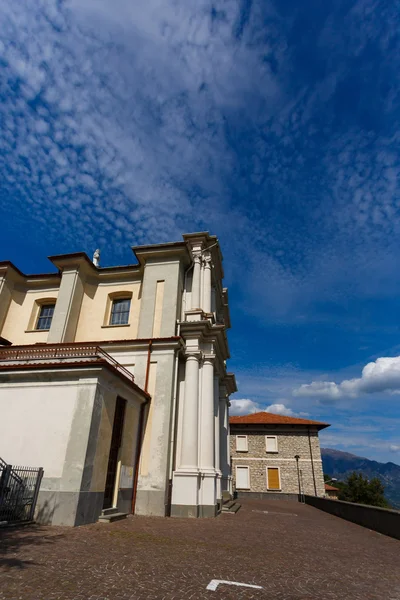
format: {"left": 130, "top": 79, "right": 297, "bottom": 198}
{"left": 192, "top": 251, "right": 202, "bottom": 264}
{"left": 185, "top": 351, "right": 201, "bottom": 362}
{"left": 202, "top": 252, "right": 212, "bottom": 267}
{"left": 202, "top": 353, "right": 216, "bottom": 365}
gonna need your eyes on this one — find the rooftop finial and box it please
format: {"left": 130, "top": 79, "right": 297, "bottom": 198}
{"left": 92, "top": 248, "right": 100, "bottom": 267}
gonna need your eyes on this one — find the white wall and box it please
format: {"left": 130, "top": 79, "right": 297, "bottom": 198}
{"left": 0, "top": 381, "right": 78, "bottom": 476}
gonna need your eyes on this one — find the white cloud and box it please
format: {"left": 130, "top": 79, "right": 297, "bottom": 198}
{"left": 265, "top": 403, "right": 294, "bottom": 416}
{"left": 293, "top": 356, "right": 400, "bottom": 401}
{"left": 230, "top": 399, "right": 300, "bottom": 418}
{"left": 390, "top": 444, "right": 400, "bottom": 453}
{"left": 229, "top": 399, "right": 260, "bottom": 416}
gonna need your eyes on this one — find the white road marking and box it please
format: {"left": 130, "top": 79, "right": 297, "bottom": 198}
{"left": 252, "top": 510, "right": 297, "bottom": 516}
{"left": 206, "top": 579, "right": 263, "bottom": 592}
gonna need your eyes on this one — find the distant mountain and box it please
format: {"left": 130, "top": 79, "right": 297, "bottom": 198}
{"left": 321, "top": 448, "right": 400, "bottom": 509}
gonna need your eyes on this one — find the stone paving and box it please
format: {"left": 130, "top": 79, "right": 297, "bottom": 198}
{"left": 0, "top": 498, "right": 399, "bottom": 600}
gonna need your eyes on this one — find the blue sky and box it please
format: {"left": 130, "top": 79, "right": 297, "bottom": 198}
{"left": 1, "top": 0, "right": 400, "bottom": 463}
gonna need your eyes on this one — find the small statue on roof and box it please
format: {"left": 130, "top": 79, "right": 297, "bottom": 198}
{"left": 92, "top": 248, "right": 100, "bottom": 267}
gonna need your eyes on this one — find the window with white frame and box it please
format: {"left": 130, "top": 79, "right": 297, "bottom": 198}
{"left": 265, "top": 435, "right": 278, "bottom": 453}
{"left": 236, "top": 435, "right": 248, "bottom": 452}
{"left": 236, "top": 465, "right": 250, "bottom": 489}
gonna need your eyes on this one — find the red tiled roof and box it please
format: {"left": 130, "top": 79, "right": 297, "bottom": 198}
{"left": 229, "top": 411, "right": 330, "bottom": 429}
{"left": 325, "top": 484, "right": 339, "bottom": 491}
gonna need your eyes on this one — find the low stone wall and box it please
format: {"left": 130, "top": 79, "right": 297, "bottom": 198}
{"left": 236, "top": 491, "right": 299, "bottom": 502}
{"left": 304, "top": 496, "right": 400, "bottom": 540}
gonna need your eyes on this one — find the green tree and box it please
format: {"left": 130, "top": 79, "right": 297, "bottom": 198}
{"left": 338, "top": 472, "right": 389, "bottom": 508}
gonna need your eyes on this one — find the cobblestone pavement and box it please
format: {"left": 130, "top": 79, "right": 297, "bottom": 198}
{"left": 1, "top": 498, "right": 399, "bottom": 600}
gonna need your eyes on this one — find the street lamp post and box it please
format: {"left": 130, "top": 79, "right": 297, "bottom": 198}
{"left": 295, "top": 455, "right": 304, "bottom": 503}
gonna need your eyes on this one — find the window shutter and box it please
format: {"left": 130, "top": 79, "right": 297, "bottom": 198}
{"left": 236, "top": 435, "right": 248, "bottom": 451}
{"left": 267, "top": 467, "right": 280, "bottom": 490}
{"left": 266, "top": 436, "right": 278, "bottom": 452}
{"left": 236, "top": 466, "right": 250, "bottom": 489}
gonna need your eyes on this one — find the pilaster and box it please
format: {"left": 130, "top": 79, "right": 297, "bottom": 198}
{"left": 220, "top": 384, "right": 231, "bottom": 493}
{"left": 47, "top": 267, "right": 85, "bottom": 343}
{"left": 0, "top": 270, "right": 13, "bottom": 334}
{"left": 198, "top": 354, "right": 217, "bottom": 516}
{"left": 171, "top": 351, "right": 201, "bottom": 517}
{"left": 214, "top": 376, "right": 222, "bottom": 506}
{"left": 202, "top": 252, "right": 212, "bottom": 314}
{"left": 191, "top": 250, "right": 202, "bottom": 311}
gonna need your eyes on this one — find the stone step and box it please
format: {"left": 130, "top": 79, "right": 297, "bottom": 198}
{"left": 223, "top": 500, "right": 236, "bottom": 509}
{"left": 101, "top": 507, "right": 120, "bottom": 516}
{"left": 98, "top": 512, "right": 128, "bottom": 523}
{"left": 222, "top": 502, "right": 241, "bottom": 514}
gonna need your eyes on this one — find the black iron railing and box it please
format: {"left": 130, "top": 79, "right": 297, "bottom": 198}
{"left": 0, "top": 458, "right": 43, "bottom": 525}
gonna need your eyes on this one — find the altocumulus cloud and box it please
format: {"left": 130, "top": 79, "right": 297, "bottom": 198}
{"left": 293, "top": 356, "right": 400, "bottom": 401}
{"left": 1, "top": 0, "right": 400, "bottom": 327}
{"left": 0, "top": 0, "right": 281, "bottom": 254}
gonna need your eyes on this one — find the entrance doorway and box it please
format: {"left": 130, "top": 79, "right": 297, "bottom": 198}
{"left": 103, "top": 397, "right": 126, "bottom": 509}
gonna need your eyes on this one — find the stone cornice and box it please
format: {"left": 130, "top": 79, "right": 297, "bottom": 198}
{"left": 179, "top": 319, "right": 230, "bottom": 360}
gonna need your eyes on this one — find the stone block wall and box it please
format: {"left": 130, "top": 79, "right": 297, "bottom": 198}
{"left": 230, "top": 427, "right": 325, "bottom": 497}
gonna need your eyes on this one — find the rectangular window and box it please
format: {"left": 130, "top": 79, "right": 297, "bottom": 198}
{"left": 110, "top": 298, "right": 131, "bottom": 325}
{"left": 236, "top": 435, "right": 248, "bottom": 452}
{"left": 36, "top": 304, "right": 55, "bottom": 330}
{"left": 265, "top": 435, "right": 278, "bottom": 453}
{"left": 267, "top": 467, "right": 281, "bottom": 490}
{"left": 236, "top": 466, "right": 250, "bottom": 489}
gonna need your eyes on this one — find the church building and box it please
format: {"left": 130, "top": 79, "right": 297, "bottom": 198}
{"left": 0, "top": 232, "right": 236, "bottom": 525}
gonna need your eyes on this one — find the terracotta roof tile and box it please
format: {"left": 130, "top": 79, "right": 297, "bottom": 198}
{"left": 325, "top": 483, "right": 339, "bottom": 491}
{"left": 229, "top": 411, "right": 329, "bottom": 429}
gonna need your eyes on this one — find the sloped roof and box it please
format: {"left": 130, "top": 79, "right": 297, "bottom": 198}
{"left": 229, "top": 411, "right": 329, "bottom": 430}
{"left": 325, "top": 483, "right": 339, "bottom": 491}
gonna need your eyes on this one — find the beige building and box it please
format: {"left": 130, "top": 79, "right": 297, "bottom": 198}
{"left": 0, "top": 232, "right": 236, "bottom": 525}
{"left": 230, "top": 412, "right": 329, "bottom": 498}
{"left": 324, "top": 483, "right": 339, "bottom": 499}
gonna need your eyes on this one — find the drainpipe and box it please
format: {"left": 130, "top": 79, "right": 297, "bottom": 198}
{"left": 131, "top": 340, "right": 152, "bottom": 514}
{"left": 144, "top": 340, "right": 153, "bottom": 393}
{"left": 308, "top": 427, "right": 317, "bottom": 496}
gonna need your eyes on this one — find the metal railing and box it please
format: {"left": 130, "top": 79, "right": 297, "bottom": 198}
{"left": 0, "top": 459, "right": 43, "bottom": 525}
{"left": 0, "top": 344, "right": 135, "bottom": 385}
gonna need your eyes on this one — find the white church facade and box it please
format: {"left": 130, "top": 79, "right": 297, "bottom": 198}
{"left": 0, "top": 232, "right": 236, "bottom": 525}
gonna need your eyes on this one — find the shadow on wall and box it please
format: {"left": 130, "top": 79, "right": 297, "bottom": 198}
{"left": 35, "top": 497, "right": 58, "bottom": 525}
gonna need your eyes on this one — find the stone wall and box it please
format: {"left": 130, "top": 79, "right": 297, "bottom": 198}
{"left": 230, "top": 427, "right": 325, "bottom": 497}
{"left": 305, "top": 495, "right": 400, "bottom": 540}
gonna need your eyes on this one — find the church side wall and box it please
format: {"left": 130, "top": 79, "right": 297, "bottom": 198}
{"left": 0, "top": 286, "right": 59, "bottom": 345}
{"left": 134, "top": 349, "right": 177, "bottom": 517}
{"left": 74, "top": 279, "right": 142, "bottom": 342}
